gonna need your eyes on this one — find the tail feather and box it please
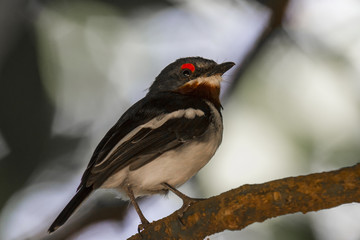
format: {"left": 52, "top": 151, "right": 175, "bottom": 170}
{"left": 48, "top": 186, "right": 92, "bottom": 233}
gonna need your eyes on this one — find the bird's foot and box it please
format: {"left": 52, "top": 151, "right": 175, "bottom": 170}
{"left": 161, "top": 182, "right": 205, "bottom": 225}
{"left": 137, "top": 219, "right": 150, "bottom": 233}
{"left": 177, "top": 197, "right": 204, "bottom": 225}
{"left": 178, "top": 197, "right": 202, "bottom": 216}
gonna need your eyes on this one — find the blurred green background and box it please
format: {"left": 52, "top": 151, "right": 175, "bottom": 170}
{"left": 1, "top": 0, "right": 360, "bottom": 239}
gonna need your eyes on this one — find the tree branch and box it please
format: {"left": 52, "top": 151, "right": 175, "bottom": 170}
{"left": 128, "top": 163, "right": 360, "bottom": 240}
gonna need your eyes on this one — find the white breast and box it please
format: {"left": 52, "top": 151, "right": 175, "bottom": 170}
{"left": 101, "top": 101, "right": 222, "bottom": 197}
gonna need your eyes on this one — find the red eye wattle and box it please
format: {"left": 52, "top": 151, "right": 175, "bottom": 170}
{"left": 181, "top": 63, "right": 195, "bottom": 72}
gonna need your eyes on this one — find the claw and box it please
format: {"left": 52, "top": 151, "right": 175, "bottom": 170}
{"left": 177, "top": 197, "right": 202, "bottom": 216}
{"left": 137, "top": 220, "right": 150, "bottom": 233}
{"left": 137, "top": 220, "right": 150, "bottom": 238}
{"left": 177, "top": 215, "right": 185, "bottom": 226}
{"left": 161, "top": 183, "right": 204, "bottom": 226}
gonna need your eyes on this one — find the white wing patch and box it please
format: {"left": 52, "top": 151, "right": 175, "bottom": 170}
{"left": 144, "top": 108, "right": 204, "bottom": 129}
{"left": 94, "top": 108, "right": 204, "bottom": 167}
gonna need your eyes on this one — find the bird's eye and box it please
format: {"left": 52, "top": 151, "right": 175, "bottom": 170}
{"left": 182, "top": 69, "right": 191, "bottom": 77}
{"left": 180, "top": 63, "right": 195, "bottom": 77}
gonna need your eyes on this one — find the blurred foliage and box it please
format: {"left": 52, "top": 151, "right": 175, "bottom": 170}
{"left": 0, "top": 0, "right": 360, "bottom": 240}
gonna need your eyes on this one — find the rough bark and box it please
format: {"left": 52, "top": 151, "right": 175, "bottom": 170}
{"left": 128, "top": 163, "right": 360, "bottom": 240}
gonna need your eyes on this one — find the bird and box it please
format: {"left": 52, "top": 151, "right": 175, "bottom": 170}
{"left": 48, "top": 56, "right": 235, "bottom": 233}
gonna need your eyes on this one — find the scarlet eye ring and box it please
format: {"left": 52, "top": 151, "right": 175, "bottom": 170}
{"left": 181, "top": 63, "right": 195, "bottom": 73}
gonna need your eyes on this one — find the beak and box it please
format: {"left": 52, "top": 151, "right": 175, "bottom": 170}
{"left": 207, "top": 62, "right": 235, "bottom": 76}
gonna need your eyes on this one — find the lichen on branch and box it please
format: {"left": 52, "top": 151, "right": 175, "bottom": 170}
{"left": 129, "top": 163, "right": 360, "bottom": 240}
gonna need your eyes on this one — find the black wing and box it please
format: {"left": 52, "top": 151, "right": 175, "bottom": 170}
{"left": 80, "top": 93, "right": 215, "bottom": 189}
{"left": 88, "top": 114, "right": 210, "bottom": 188}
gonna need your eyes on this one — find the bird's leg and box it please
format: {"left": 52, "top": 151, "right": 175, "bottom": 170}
{"left": 125, "top": 185, "right": 149, "bottom": 232}
{"left": 162, "top": 183, "right": 203, "bottom": 219}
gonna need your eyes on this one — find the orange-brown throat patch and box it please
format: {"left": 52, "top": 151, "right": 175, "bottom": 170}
{"left": 175, "top": 77, "right": 221, "bottom": 108}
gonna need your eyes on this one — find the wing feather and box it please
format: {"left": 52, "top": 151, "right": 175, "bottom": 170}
{"left": 88, "top": 112, "right": 210, "bottom": 188}
{"left": 79, "top": 93, "right": 217, "bottom": 189}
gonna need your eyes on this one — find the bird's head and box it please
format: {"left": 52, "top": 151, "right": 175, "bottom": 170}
{"left": 148, "top": 57, "right": 235, "bottom": 108}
